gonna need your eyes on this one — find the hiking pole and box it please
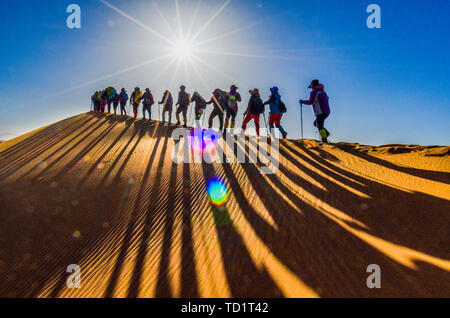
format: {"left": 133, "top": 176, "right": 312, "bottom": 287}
{"left": 300, "top": 102, "right": 304, "bottom": 139}
{"left": 202, "top": 108, "right": 207, "bottom": 128}
{"left": 189, "top": 105, "right": 194, "bottom": 127}
{"left": 263, "top": 112, "right": 268, "bottom": 136}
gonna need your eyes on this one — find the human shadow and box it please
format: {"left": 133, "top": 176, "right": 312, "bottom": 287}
{"left": 103, "top": 123, "right": 164, "bottom": 298}
{"left": 218, "top": 138, "right": 450, "bottom": 297}
{"left": 280, "top": 141, "right": 450, "bottom": 259}
{"left": 0, "top": 115, "right": 98, "bottom": 179}
{"left": 201, "top": 160, "right": 283, "bottom": 297}
{"left": 0, "top": 114, "right": 89, "bottom": 162}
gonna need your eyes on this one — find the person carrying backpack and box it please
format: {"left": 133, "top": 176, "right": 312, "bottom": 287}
{"left": 159, "top": 90, "right": 173, "bottom": 125}
{"left": 91, "top": 91, "right": 101, "bottom": 112}
{"left": 119, "top": 88, "right": 129, "bottom": 116}
{"left": 191, "top": 92, "right": 207, "bottom": 125}
{"left": 130, "top": 87, "right": 143, "bottom": 118}
{"left": 176, "top": 85, "right": 190, "bottom": 127}
{"left": 106, "top": 86, "right": 117, "bottom": 114}
{"left": 242, "top": 88, "right": 264, "bottom": 136}
{"left": 264, "top": 87, "right": 288, "bottom": 139}
{"left": 206, "top": 89, "right": 227, "bottom": 131}
{"left": 100, "top": 90, "right": 108, "bottom": 113}
{"left": 139, "top": 88, "right": 154, "bottom": 121}
{"left": 300, "top": 79, "right": 331, "bottom": 143}
{"left": 112, "top": 91, "right": 120, "bottom": 115}
{"left": 224, "top": 85, "right": 241, "bottom": 131}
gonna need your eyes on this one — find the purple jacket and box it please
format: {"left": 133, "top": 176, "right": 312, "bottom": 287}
{"left": 302, "top": 84, "right": 330, "bottom": 116}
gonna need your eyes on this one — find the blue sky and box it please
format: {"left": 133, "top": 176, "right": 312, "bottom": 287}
{"left": 0, "top": 0, "right": 449, "bottom": 145}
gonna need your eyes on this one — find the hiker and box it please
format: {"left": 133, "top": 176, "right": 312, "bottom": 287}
{"left": 159, "top": 90, "right": 173, "bottom": 125}
{"left": 242, "top": 88, "right": 264, "bottom": 136}
{"left": 119, "top": 88, "right": 129, "bottom": 116}
{"left": 300, "top": 79, "right": 331, "bottom": 143}
{"left": 176, "top": 85, "right": 191, "bottom": 127}
{"left": 224, "top": 85, "right": 242, "bottom": 131}
{"left": 112, "top": 91, "right": 120, "bottom": 115}
{"left": 91, "top": 91, "right": 101, "bottom": 112}
{"left": 130, "top": 87, "right": 143, "bottom": 118}
{"left": 264, "top": 87, "right": 288, "bottom": 139}
{"left": 106, "top": 86, "right": 117, "bottom": 113}
{"left": 139, "top": 88, "right": 154, "bottom": 121}
{"left": 100, "top": 90, "right": 108, "bottom": 113}
{"left": 206, "top": 89, "right": 227, "bottom": 131}
{"left": 191, "top": 92, "right": 207, "bottom": 127}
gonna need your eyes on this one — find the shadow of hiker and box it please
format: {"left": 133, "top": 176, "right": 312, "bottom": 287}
{"left": 218, "top": 138, "right": 450, "bottom": 297}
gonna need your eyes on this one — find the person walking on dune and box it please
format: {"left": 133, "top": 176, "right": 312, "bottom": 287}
{"left": 191, "top": 92, "right": 207, "bottom": 127}
{"left": 206, "top": 89, "right": 227, "bottom": 131}
{"left": 264, "top": 87, "right": 288, "bottom": 139}
{"left": 100, "top": 89, "right": 108, "bottom": 113}
{"left": 91, "top": 91, "right": 101, "bottom": 112}
{"left": 159, "top": 90, "right": 173, "bottom": 125}
{"left": 112, "top": 90, "right": 120, "bottom": 115}
{"left": 130, "top": 87, "right": 143, "bottom": 119}
{"left": 224, "top": 85, "right": 242, "bottom": 131}
{"left": 242, "top": 88, "right": 264, "bottom": 136}
{"left": 106, "top": 86, "right": 117, "bottom": 114}
{"left": 140, "top": 88, "right": 154, "bottom": 121}
{"left": 118, "top": 88, "right": 129, "bottom": 116}
{"left": 176, "top": 85, "right": 191, "bottom": 128}
{"left": 300, "top": 79, "right": 331, "bottom": 143}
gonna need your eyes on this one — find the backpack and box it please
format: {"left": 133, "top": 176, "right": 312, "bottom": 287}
{"left": 257, "top": 98, "right": 265, "bottom": 114}
{"left": 228, "top": 95, "right": 238, "bottom": 110}
{"left": 279, "top": 100, "right": 287, "bottom": 113}
{"left": 120, "top": 92, "right": 128, "bottom": 103}
{"left": 249, "top": 95, "right": 263, "bottom": 114}
{"left": 144, "top": 93, "right": 154, "bottom": 105}
{"left": 181, "top": 92, "right": 190, "bottom": 105}
{"left": 106, "top": 87, "right": 116, "bottom": 97}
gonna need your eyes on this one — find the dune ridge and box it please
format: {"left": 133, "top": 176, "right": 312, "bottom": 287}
{"left": 0, "top": 112, "right": 449, "bottom": 298}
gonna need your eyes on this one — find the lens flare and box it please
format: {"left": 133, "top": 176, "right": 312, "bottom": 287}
{"left": 206, "top": 178, "right": 228, "bottom": 206}
{"left": 188, "top": 128, "right": 219, "bottom": 155}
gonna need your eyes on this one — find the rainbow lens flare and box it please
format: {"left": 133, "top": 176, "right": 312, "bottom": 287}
{"left": 206, "top": 178, "right": 228, "bottom": 206}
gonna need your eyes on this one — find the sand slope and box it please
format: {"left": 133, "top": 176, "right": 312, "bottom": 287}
{"left": 0, "top": 113, "right": 449, "bottom": 298}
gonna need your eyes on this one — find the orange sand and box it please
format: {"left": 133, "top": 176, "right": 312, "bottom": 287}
{"left": 0, "top": 113, "right": 448, "bottom": 298}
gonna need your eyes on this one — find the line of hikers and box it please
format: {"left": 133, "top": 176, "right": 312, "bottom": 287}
{"left": 91, "top": 80, "right": 331, "bottom": 142}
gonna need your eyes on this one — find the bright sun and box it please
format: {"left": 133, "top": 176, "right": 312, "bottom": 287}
{"left": 172, "top": 39, "right": 195, "bottom": 59}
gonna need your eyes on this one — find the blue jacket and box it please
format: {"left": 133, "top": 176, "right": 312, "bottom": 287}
{"left": 264, "top": 87, "right": 282, "bottom": 114}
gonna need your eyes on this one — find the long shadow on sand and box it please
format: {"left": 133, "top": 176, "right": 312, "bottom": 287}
{"left": 218, "top": 138, "right": 450, "bottom": 297}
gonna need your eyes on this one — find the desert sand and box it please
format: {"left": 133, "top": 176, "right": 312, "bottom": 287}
{"left": 0, "top": 112, "right": 449, "bottom": 298}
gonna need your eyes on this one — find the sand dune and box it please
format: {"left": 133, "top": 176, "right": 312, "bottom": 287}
{"left": 0, "top": 113, "right": 448, "bottom": 298}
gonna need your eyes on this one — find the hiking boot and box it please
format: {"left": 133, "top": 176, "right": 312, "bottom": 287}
{"left": 282, "top": 132, "right": 288, "bottom": 140}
